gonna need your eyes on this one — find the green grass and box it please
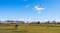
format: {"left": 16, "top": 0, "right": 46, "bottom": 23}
{"left": 0, "top": 24, "right": 60, "bottom": 33}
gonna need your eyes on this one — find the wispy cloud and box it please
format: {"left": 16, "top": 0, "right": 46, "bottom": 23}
{"left": 24, "top": 0, "right": 28, "bottom": 1}
{"left": 26, "top": 17, "right": 32, "bottom": 21}
{"left": 37, "top": 11, "right": 41, "bottom": 13}
{"left": 25, "top": 5, "right": 30, "bottom": 8}
{"left": 34, "top": 5, "right": 45, "bottom": 13}
{"left": 35, "top": 5, "right": 45, "bottom": 11}
{"left": 45, "top": 19, "right": 48, "bottom": 21}
{"left": 18, "top": 19, "right": 24, "bottom": 21}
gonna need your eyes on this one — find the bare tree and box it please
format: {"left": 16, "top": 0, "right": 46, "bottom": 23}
{"left": 52, "top": 20, "right": 56, "bottom": 24}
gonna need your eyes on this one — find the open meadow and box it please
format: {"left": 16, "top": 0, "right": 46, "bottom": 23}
{"left": 0, "top": 24, "right": 60, "bottom": 33}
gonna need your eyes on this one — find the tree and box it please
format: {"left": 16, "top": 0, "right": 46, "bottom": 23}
{"left": 52, "top": 20, "right": 56, "bottom": 24}
{"left": 45, "top": 21, "right": 50, "bottom": 24}
{"left": 37, "top": 21, "right": 40, "bottom": 24}
{"left": 6, "top": 20, "right": 10, "bottom": 22}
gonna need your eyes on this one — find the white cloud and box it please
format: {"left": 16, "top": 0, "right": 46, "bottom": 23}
{"left": 35, "top": 5, "right": 45, "bottom": 11}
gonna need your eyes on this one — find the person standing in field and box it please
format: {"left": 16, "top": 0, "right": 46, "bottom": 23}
{"left": 15, "top": 24, "right": 18, "bottom": 29}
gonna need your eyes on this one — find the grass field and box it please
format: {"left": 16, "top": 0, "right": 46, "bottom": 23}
{"left": 0, "top": 24, "right": 60, "bottom": 33}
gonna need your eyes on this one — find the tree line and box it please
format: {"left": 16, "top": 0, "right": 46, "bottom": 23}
{"left": 0, "top": 20, "right": 60, "bottom": 24}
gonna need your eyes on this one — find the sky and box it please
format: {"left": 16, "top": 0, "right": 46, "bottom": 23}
{"left": 0, "top": 0, "right": 60, "bottom": 22}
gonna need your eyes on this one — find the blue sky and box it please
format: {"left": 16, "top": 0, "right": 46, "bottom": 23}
{"left": 0, "top": 0, "right": 60, "bottom": 22}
